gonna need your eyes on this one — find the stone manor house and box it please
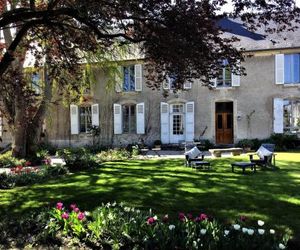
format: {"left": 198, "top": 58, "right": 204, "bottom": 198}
{"left": 1, "top": 19, "right": 300, "bottom": 148}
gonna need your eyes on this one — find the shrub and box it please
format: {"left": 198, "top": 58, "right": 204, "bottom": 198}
{"left": 236, "top": 139, "right": 255, "bottom": 149}
{"left": 0, "top": 165, "right": 68, "bottom": 189}
{"left": 0, "top": 151, "right": 24, "bottom": 168}
{"left": 0, "top": 173, "right": 15, "bottom": 189}
{"left": 269, "top": 133, "right": 298, "bottom": 151}
{"left": 43, "top": 164, "right": 69, "bottom": 177}
{"left": 96, "top": 148, "right": 131, "bottom": 162}
{"left": 56, "top": 148, "right": 98, "bottom": 171}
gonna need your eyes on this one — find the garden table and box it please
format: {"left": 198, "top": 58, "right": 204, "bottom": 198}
{"left": 231, "top": 162, "right": 256, "bottom": 174}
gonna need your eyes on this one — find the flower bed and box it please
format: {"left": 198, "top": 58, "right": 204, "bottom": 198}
{"left": 43, "top": 202, "right": 289, "bottom": 250}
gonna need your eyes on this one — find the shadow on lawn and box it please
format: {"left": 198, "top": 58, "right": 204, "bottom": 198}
{"left": 1, "top": 158, "right": 300, "bottom": 234}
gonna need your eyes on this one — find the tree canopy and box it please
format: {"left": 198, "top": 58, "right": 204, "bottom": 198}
{"left": 0, "top": 0, "right": 299, "bottom": 158}
{"left": 0, "top": 0, "right": 299, "bottom": 89}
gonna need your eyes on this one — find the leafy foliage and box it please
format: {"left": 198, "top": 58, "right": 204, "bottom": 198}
{"left": 45, "top": 202, "right": 290, "bottom": 250}
{"left": 56, "top": 148, "right": 99, "bottom": 171}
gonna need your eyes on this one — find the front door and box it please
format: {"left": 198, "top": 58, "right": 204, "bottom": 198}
{"left": 170, "top": 104, "right": 185, "bottom": 143}
{"left": 216, "top": 102, "right": 233, "bottom": 144}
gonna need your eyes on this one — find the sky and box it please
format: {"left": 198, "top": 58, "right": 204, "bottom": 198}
{"left": 222, "top": 0, "right": 300, "bottom": 12}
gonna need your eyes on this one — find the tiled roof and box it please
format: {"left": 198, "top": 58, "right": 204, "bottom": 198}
{"left": 219, "top": 18, "right": 300, "bottom": 51}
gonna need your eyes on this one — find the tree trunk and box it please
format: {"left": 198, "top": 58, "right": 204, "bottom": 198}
{"left": 11, "top": 90, "right": 27, "bottom": 158}
{"left": 26, "top": 66, "right": 53, "bottom": 156}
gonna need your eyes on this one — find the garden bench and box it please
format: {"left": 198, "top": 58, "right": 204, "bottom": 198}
{"left": 209, "top": 148, "right": 243, "bottom": 157}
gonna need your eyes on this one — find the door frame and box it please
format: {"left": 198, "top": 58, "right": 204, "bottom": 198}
{"left": 169, "top": 103, "right": 185, "bottom": 143}
{"left": 214, "top": 101, "right": 234, "bottom": 144}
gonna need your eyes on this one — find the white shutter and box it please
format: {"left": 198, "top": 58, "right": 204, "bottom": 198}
{"left": 185, "top": 102, "right": 195, "bottom": 142}
{"left": 273, "top": 98, "right": 284, "bottom": 133}
{"left": 113, "top": 104, "right": 122, "bottom": 134}
{"left": 136, "top": 102, "right": 145, "bottom": 134}
{"left": 91, "top": 104, "right": 99, "bottom": 126}
{"left": 183, "top": 82, "right": 192, "bottom": 89}
{"left": 115, "top": 66, "right": 123, "bottom": 92}
{"left": 70, "top": 104, "right": 79, "bottom": 135}
{"left": 160, "top": 102, "right": 170, "bottom": 144}
{"left": 135, "top": 64, "right": 143, "bottom": 91}
{"left": 275, "top": 54, "right": 284, "bottom": 85}
{"left": 231, "top": 74, "right": 240, "bottom": 86}
{"left": 231, "top": 61, "right": 241, "bottom": 87}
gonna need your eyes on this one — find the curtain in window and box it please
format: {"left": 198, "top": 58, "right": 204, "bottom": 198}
{"left": 284, "top": 54, "right": 300, "bottom": 83}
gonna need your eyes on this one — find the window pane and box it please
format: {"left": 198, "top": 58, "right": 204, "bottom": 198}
{"left": 129, "top": 66, "right": 135, "bottom": 90}
{"left": 224, "top": 66, "right": 232, "bottom": 86}
{"left": 129, "top": 105, "right": 136, "bottom": 133}
{"left": 79, "top": 106, "right": 92, "bottom": 133}
{"left": 173, "top": 114, "right": 183, "bottom": 135}
{"left": 284, "top": 54, "right": 293, "bottom": 83}
{"left": 122, "top": 105, "right": 129, "bottom": 133}
{"left": 86, "top": 107, "right": 92, "bottom": 132}
{"left": 217, "top": 114, "right": 223, "bottom": 129}
{"left": 283, "top": 99, "right": 300, "bottom": 133}
{"left": 79, "top": 107, "right": 86, "bottom": 133}
{"left": 172, "top": 104, "right": 184, "bottom": 113}
{"left": 123, "top": 67, "right": 130, "bottom": 91}
{"left": 227, "top": 114, "right": 232, "bottom": 129}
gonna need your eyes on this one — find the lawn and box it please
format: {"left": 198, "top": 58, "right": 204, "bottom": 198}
{"left": 1, "top": 152, "right": 300, "bottom": 235}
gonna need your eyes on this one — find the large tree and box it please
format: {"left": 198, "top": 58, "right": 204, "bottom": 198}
{"left": 0, "top": 0, "right": 299, "bottom": 157}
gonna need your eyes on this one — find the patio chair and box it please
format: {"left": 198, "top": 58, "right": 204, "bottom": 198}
{"left": 249, "top": 144, "right": 276, "bottom": 168}
{"left": 184, "top": 146, "right": 206, "bottom": 167}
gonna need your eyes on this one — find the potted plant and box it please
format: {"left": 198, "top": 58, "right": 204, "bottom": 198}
{"left": 237, "top": 139, "right": 254, "bottom": 152}
{"left": 153, "top": 140, "right": 162, "bottom": 149}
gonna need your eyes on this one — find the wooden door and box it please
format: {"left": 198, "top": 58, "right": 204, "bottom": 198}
{"left": 216, "top": 112, "right": 233, "bottom": 144}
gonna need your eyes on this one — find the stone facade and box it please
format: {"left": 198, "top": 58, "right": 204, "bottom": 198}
{"left": 38, "top": 48, "right": 300, "bottom": 148}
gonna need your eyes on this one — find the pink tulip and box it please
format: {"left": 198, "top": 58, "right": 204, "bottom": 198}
{"left": 61, "top": 212, "right": 69, "bottom": 219}
{"left": 56, "top": 202, "right": 63, "bottom": 210}
{"left": 77, "top": 212, "right": 85, "bottom": 220}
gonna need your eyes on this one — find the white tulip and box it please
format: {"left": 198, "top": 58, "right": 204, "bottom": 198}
{"left": 247, "top": 229, "right": 254, "bottom": 235}
{"left": 242, "top": 227, "right": 248, "bottom": 233}
{"left": 279, "top": 243, "right": 286, "bottom": 249}
{"left": 200, "top": 229, "right": 207, "bottom": 235}
{"left": 153, "top": 215, "right": 158, "bottom": 220}
{"left": 169, "top": 224, "right": 175, "bottom": 230}
{"left": 233, "top": 224, "right": 241, "bottom": 230}
{"left": 257, "top": 220, "right": 264, "bottom": 226}
{"left": 258, "top": 229, "right": 265, "bottom": 235}
{"left": 270, "top": 229, "right": 275, "bottom": 234}
{"left": 224, "top": 230, "right": 230, "bottom": 236}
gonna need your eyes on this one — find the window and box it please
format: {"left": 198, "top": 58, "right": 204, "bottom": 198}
{"left": 283, "top": 99, "right": 300, "bottom": 133}
{"left": 123, "top": 65, "right": 135, "bottom": 91}
{"left": 31, "top": 72, "right": 41, "bottom": 94}
{"left": 284, "top": 54, "right": 300, "bottom": 84}
{"left": 216, "top": 60, "right": 232, "bottom": 87}
{"left": 122, "top": 104, "right": 136, "bottom": 133}
{"left": 79, "top": 106, "right": 92, "bottom": 133}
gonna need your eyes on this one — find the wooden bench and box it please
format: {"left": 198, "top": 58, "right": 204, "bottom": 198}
{"left": 209, "top": 148, "right": 243, "bottom": 157}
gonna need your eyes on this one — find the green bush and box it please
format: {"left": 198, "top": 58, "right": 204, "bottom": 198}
{"left": 56, "top": 148, "right": 99, "bottom": 171}
{"left": 43, "top": 164, "right": 69, "bottom": 177}
{"left": 0, "top": 173, "right": 16, "bottom": 189}
{"left": 236, "top": 139, "right": 255, "bottom": 149}
{"left": 0, "top": 151, "right": 24, "bottom": 168}
{"left": 96, "top": 148, "right": 131, "bottom": 162}
{"left": 268, "top": 133, "right": 298, "bottom": 151}
{"left": 0, "top": 165, "right": 68, "bottom": 189}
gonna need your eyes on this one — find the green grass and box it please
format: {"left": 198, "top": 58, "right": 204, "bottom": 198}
{"left": 1, "top": 152, "right": 300, "bottom": 234}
